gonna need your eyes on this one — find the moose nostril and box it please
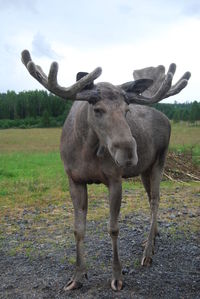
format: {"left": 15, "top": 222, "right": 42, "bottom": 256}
{"left": 127, "top": 151, "right": 133, "bottom": 159}
{"left": 112, "top": 141, "right": 120, "bottom": 149}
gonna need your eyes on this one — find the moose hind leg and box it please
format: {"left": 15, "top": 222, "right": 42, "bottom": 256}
{"left": 108, "top": 179, "right": 123, "bottom": 291}
{"left": 141, "top": 155, "right": 165, "bottom": 267}
{"left": 141, "top": 171, "right": 159, "bottom": 242}
{"left": 64, "top": 178, "right": 88, "bottom": 291}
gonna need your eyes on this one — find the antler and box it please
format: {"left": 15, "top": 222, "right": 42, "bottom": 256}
{"left": 126, "top": 63, "right": 191, "bottom": 104}
{"left": 21, "top": 50, "right": 102, "bottom": 100}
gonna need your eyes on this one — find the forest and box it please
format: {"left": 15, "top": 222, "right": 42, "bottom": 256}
{"left": 0, "top": 90, "right": 199, "bottom": 128}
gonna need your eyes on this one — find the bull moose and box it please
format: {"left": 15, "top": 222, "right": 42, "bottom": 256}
{"left": 21, "top": 50, "right": 190, "bottom": 291}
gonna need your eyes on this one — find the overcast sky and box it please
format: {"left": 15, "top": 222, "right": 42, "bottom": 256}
{"left": 0, "top": 0, "right": 199, "bottom": 103}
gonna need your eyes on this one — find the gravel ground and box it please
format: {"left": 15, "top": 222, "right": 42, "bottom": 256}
{"left": 0, "top": 211, "right": 199, "bottom": 299}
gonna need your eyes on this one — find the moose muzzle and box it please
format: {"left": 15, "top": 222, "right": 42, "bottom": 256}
{"left": 108, "top": 137, "right": 138, "bottom": 168}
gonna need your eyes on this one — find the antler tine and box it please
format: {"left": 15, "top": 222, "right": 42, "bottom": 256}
{"left": 22, "top": 50, "right": 48, "bottom": 88}
{"left": 167, "top": 63, "right": 176, "bottom": 75}
{"left": 127, "top": 68, "right": 174, "bottom": 105}
{"left": 21, "top": 49, "right": 102, "bottom": 100}
{"left": 164, "top": 71, "right": 191, "bottom": 99}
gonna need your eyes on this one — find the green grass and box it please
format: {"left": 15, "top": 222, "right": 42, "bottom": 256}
{"left": 0, "top": 151, "right": 67, "bottom": 204}
{"left": 0, "top": 152, "right": 63, "bottom": 180}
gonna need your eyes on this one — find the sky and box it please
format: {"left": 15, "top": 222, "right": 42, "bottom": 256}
{"left": 0, "top": 0, "right": 199, "bottom": 103}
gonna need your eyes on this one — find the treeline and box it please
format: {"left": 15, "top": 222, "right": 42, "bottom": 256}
{"left": 0, "top": 90, "right": 199, "bottom": 128}
{"left": 0, "top": 90, "right": 72, "bottom": 128}
{"left": 152, "top": 101, "right": 200, "bottom": 123}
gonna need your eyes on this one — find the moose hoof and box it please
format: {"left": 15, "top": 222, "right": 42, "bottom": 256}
{"left": 63, "top": 280, "right": 82, "bottom": 291}
{"left": 141, "top": 256, "right": 152, "bottom": 267}
{"left": 111, "top": 279, "right": 123, "bottom": 291}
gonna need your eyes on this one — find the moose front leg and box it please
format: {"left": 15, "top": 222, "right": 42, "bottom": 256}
{"left": 108, "top": 179, "right": 123, "bottom": 291}
{"left": 64, "top": 177, "right": 88, "bottom": 291}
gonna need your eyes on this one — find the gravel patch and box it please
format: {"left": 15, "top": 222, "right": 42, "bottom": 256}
{"left": 0, "top": 213, "right": 199, "bottom": 299}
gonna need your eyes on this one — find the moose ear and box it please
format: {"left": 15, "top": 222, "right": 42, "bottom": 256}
{"left": 76, "top": 72, "right": 89, "bottom": 81}
{"left": 76, "top": 72, "right": 94, "bottom": 90}
{"left": 121, "top": 79, "right": 153, "bottom": 94}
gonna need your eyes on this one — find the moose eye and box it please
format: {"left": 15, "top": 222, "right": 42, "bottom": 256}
{"left": 94, "top": 108, "right": 105, "bottom": 117}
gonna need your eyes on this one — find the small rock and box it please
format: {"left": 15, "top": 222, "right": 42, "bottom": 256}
{"left": 170, "top": 214, "right": 176, "bottom": 219}
{"left": 122, "top": 268, "right": 129, "bottom": 275}
{"left": 189, "top": 213, "right": 196, "bottom": 218}
{"left": 33, "top": 283, "right": 39, "bottom": 289}
{"left": 4, "top": 284, "right": 14, "bottom": 290}
{"left": 183, "top": 211, "right": 188, "bottom": 215}
{"left": 129, "top": 269, "right": 135, "bottom": 275}
{"left": 165, "top": 223, "right": 171, "bottom": 227}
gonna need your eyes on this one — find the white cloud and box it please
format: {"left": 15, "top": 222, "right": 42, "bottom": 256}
{"left": 32, "top": 32, "right": 60, "bottom": 59}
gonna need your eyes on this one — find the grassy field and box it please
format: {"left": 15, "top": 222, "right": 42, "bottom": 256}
{"left": 0, "top": 128, "right": 61, "bottom": 153}
{"left": 0, "top": 122, "right": 199, "bottom": 253}
{"left": 1, "top": 122, "right": 199, "bottom": 153}
{"left": 169, "top": 122, "right": 200, "bottom": 164}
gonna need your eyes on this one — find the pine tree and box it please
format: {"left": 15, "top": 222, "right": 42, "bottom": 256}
{"left": 42, "top": 109, "right": 50, "bottom": 127}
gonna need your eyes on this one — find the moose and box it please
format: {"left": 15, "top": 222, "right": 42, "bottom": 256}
{"left": 21, "top": 49, "right": 190, "bottom": 291}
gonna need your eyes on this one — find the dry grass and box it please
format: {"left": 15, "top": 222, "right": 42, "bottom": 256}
{"left": 0, "top": 123, "right": 199, "bottom": 153}
{"left": 0, "top": 128, "right": 62, "bottom": 153}
{"left": 170, "top": 122, "right": 200, "bottom": 148}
